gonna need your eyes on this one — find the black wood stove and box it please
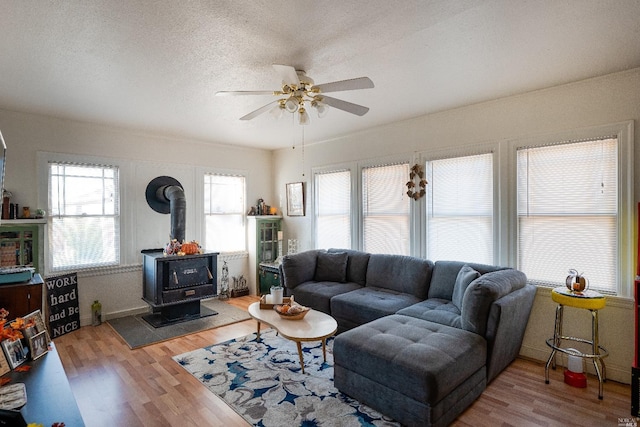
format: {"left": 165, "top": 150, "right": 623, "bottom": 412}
{"left": 141, "top": 176, "right": 219, "bottom": 327}
{"left": 141, "top": 249, "right": 218, "bottom": 327}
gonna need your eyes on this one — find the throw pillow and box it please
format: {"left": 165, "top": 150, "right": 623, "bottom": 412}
{"left": 452, "top": 264, "right": 481, "bottom": 310}
{"left": 281, "top": 250, "right": 323, "bottom": 289}
{"left": 314, "top": 251, "right": 348, "bottom": 283}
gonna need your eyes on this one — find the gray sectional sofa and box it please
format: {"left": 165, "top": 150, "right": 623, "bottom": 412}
{"left": 280, "top": 248, "right": 536, "bottom": 427}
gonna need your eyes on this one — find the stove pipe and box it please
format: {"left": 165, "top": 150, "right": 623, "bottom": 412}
{"left": 145, "top": 176, "right": 186, "bottom": 243}
{"left": 160, "top": 185, "right": 186, "bottom": 243}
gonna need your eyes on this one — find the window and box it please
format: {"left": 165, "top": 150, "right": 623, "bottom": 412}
{"left": 204, "top": 174, "right": 245, "bottom": 252}
{"left": 308, "top": 123, "right": 632, "bottom": 296}
{"left": 426, "top": 153, "right": 493, "bottom": 264}
{"left": 362, "top": 163, "right": 410, "bottom": 255}
{"left": 517, "top": 137, "right": 618, "bottom": 293}
{"left": 315, "top": 169, "right": 351, "bottom": 249}
{"left": 49, "top": 162, "right": 120, "bottom": 271}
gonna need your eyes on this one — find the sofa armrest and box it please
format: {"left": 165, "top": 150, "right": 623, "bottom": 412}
{"left": 460, "top": 269, "right": 527, "bottom": 336}
{"left": 484, "top": 284, "right": 536, "bottom": 382}
{"left": 281, "top": 249, "right": 323, "bottom": 290}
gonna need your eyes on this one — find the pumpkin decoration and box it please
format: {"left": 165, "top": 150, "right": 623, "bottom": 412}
{"left": 164, "top": 239, "right": 201, "bottom": 256}
{"left": 566, "top": 269, "right": 588, "bottom": 293}
{"left": 180, "top": 240, "right": 201, "bottom": 255}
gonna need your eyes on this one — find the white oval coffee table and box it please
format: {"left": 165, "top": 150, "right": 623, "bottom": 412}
{"left": 248, "top": 302, "right": 337, "bottom": 373}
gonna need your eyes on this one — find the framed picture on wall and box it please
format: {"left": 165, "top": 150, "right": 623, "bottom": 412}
{"left": 286, "top": 182, "right": 305, "bottom": 216}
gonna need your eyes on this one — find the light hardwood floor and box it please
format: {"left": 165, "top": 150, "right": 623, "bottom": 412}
{"left": 55, "top": 296, "right": 633, "bottom": 427}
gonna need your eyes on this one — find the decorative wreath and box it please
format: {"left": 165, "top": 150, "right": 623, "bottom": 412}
{"left": 406, "top": 164, "right": 427, "bottom": 200}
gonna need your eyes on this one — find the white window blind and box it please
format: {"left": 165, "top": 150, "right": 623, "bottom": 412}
{"left": 427, "top": 153, "right": 493, "bottom": 264}
{"left": 315, "top": 170, "right": 351, "bottom": 250}
{"left": 362, "top": 163, "right": 410, "bottom": 255}
{"left": 204, "top": 174, "right": 246, "bottom": 252}
{"left": 49, "top": 162, "right": 120, "bottom": 270}
{"left": 517, "top": 137, "right": 618, "bottom": 293}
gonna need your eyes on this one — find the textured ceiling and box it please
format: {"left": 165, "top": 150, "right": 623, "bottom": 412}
{"left": 1, "top": 0, "right": 639, "bottom": 150}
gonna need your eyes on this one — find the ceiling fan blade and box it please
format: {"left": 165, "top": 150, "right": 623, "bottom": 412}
{"left": 272, "top": 64, "right": 300, "bottom": 86}
{"left": 321, "top": 96, "right": 370, "bottom": 116}
{"left": 216, "top": 90, "right": 274, "bottom": 96}
{"left": 313, "top": 77, "right": 374, "bottom": 93}
{"left": 240, "top": 100, "right": 279, "bottom": 120}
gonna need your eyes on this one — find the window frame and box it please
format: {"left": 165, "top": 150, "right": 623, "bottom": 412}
{"left": 202, "top": 171, "right": 247, "bottom": 254}
{"left": 312, "top": 166, "right": 354, "bottom": 250}
{"left": 360, "top": 157, "right": 412, "bottom": 255}
{"left": 423, "top": 149, "right": 496, "bottom": 264}
{"left": 38, "top": 152, "right": 126, "bottom": 275}
{"left": 507, "top": 121, "right": 634, "bottom": 297}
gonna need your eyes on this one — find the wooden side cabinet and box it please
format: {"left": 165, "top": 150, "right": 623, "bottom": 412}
{"left": 0, "top": 274, "right": 44, "bottom": 318}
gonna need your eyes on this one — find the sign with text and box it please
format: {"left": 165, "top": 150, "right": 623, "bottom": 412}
{"left": 45, "top": 272, "right": 80, "bottom": 338}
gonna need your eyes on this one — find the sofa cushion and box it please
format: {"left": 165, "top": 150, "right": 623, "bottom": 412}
{"left": 365, "top": 254, "right": 433, "bottom": 299}
{"left": 331, "top": 287, "right": 422, "bottom": 328}
{"left": 396, "top": 298, "right": 462, "bottom": 329}
{"left": 328, "top": 248, "right": 370, "bottom": 285}
{"left": 452, "top": 265, "right": 481, "bottom": 310}
{"left": 461, "top": 269, "right": 527, "bottom": 336}
{"left": 314, "top": 251, "right": 348, "bottom": 282}
{"left": 281, "top": 249, "right": 324, "bottom": 289}
{"left": 291, "top": 281, "right": 362, "bottom": 314}
{"left": 333, "top": 314, "right": 487, "bottom": 405}
{"left": 428, "top": 260, "right": 505, "bottom": 300}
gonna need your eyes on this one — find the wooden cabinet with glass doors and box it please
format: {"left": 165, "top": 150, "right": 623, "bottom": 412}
{"left": 248, "top": 216, "right": 282, "bottom": 295}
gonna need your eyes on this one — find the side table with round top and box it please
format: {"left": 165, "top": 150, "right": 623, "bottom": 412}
{"left": 247, "top": 302, "right": 338, "bottom": 374}
{"left": 544, "top": 287, "right": 608, "bottom": 399}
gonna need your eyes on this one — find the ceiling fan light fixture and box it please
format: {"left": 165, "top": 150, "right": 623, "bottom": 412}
{"left": 270, "top": 103, "right": 285, "bottom": 119}
{"left": 299, "top": 107, "right": 310, "bottom": 125}
{"left": 217, "top": 65, "right": 373, "bottom": 122}
{"left": 313, "top": 100, "right": 328, "bottom": 118}
{"left": 284, "top": 96, "right": 299, "bottom": 113}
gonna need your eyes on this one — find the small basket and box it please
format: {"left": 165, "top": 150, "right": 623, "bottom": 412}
{"left": 274, "top": 304, "right": 310, "bottom": 320}
{"left": 260, "top": 295, "right": 292, "bottom": 309}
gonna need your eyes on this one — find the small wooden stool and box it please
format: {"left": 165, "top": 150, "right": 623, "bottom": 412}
{"left": 545, "top": 287, "right": 608, "bottom": 399}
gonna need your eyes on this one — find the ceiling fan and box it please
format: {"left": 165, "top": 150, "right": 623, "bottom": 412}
{"left": 215, "top": 64, "right": 374, "bottom": 125}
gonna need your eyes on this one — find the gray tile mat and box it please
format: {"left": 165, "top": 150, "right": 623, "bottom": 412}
{"left": 107, "top": 299, "right": 251, "bottom": 348}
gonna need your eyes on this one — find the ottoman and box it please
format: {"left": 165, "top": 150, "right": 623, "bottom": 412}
{"left": 333, "top": 314, "right": 487, "bottom": 427}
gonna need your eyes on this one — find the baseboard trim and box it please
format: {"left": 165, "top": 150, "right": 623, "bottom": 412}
{"left": 77, "top": 305, "right": 150, "bottom": 326}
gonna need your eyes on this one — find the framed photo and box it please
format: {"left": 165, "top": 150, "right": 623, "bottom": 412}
{"left": 1, "top": 339, "right": 27, "bottom": 370}
{"left": 286, "top": 182, "right": 305, "bottom": 216}
{"left": 28, "top": 330, "right": 49, "bottom": 361}
{"left": 23, "top": 310, "right": 50, "bottom": 346}
{"left": 0, "top": 348, "right": 10, "bottom": 376}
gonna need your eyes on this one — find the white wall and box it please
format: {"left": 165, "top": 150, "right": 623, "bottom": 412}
{"left": 273, "top": 68, "right": 640, "bottom": 384}
{"left": 0, "top": 109, "right": 274, "bottom": 321}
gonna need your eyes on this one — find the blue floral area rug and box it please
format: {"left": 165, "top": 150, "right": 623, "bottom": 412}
{"left": 173, "top": 329, "right": 400, "bottom": 427}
